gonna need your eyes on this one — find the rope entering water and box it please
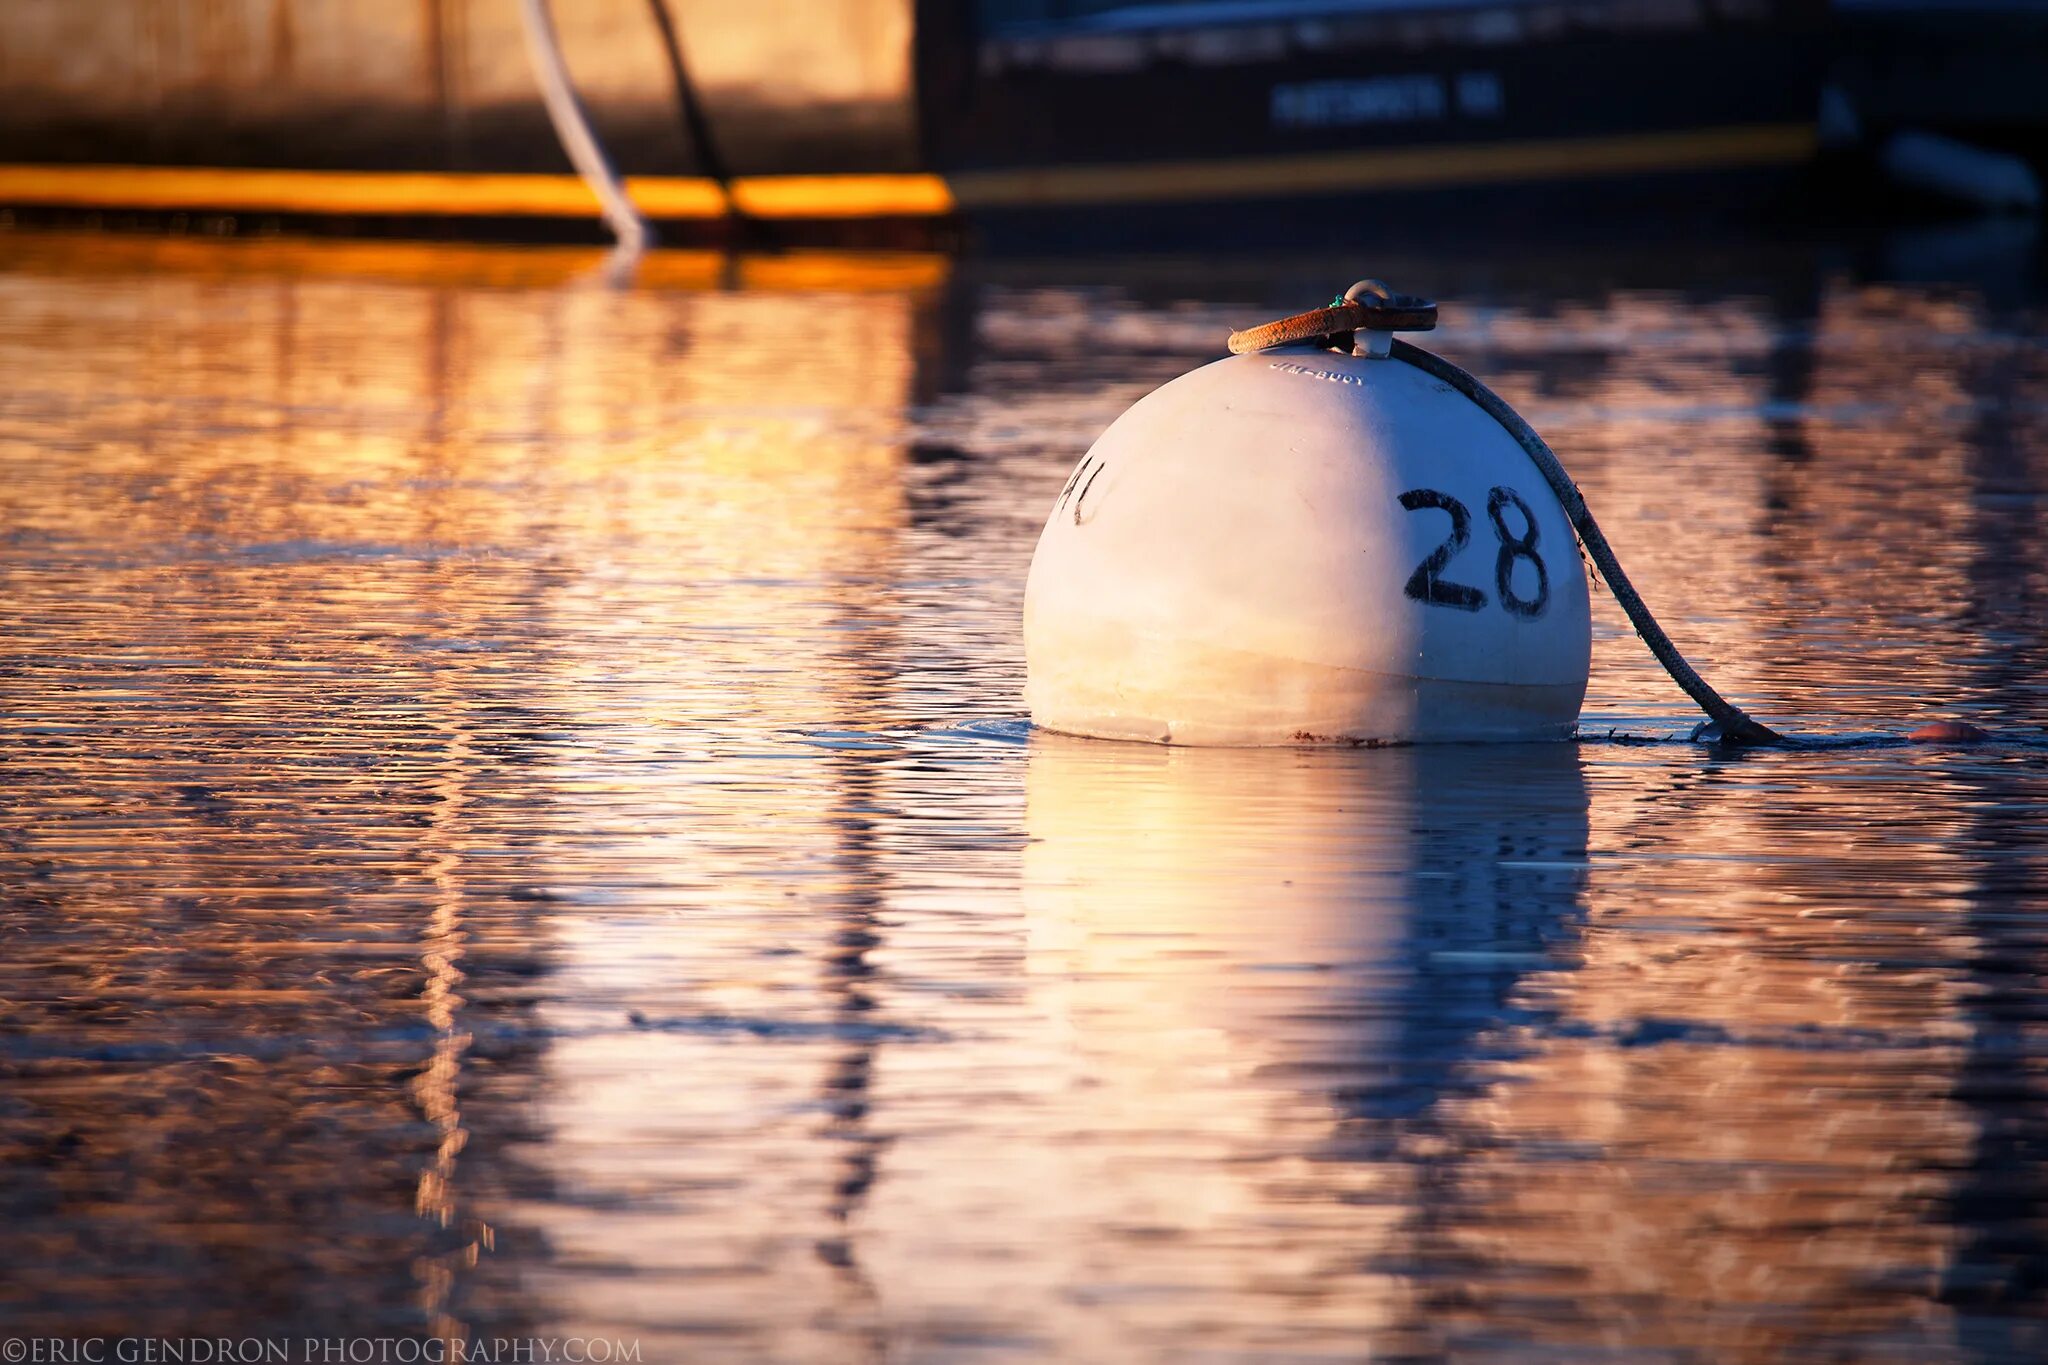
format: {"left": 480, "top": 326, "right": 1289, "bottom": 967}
{"left": 1230, "top": 287, "right": 1788, "bottom": 747}
{"left": 1390, "top": 340, "right": 1788, "bottom": 746}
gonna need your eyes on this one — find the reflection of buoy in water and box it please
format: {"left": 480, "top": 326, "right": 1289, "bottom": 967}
{"left": 1021, "top": 733, "right": 1590, "bottom": 1128}
{"left": 1025, "top": 284, "right": 1590, "bottom": 746}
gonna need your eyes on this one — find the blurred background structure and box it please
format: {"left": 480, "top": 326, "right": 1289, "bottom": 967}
{"left": 0, "top": 0, "right": 2038, "bottom": 243}
{"left": 4, "top": 3, "right": 2048, "bottom": 1360}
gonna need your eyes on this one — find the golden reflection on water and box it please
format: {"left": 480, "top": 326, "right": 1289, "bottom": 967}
{"left": 1446, "top": 749, "right": 1985, "bottom": 1362}
{"left": 2, "top": 232, "right": 2046, "bottom": 1360}
{"left": 1010, "top": 739, "right": 1588, "bottom": 1360}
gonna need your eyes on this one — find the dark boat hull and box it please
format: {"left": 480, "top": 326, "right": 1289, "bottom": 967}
{"left": 0, "top": 0, "right": 1829, "bottom": 237}
{"left": 934, "top": 4, "right": 1823, "bottom": 175}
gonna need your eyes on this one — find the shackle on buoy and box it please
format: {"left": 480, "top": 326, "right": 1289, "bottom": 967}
{"left": 1233, "top": 281, "right": 1787, "bottom": 748}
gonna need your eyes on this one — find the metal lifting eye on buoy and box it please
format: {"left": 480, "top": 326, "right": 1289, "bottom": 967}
{"left": 1023, "top": 279, "right": 1789, "bottom": 748}
{"left": 1226, "top": 279, "right": 1439, "bottom": 357}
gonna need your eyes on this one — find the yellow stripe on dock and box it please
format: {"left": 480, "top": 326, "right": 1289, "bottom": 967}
{"left": 0, "top": 124, "right": 1814, "bottom": 221}
{"left": 0, "top": 166, "right": 626, "bottom": 217}
{"left": 729, "top": 174, "right": 957, "bottom": 219}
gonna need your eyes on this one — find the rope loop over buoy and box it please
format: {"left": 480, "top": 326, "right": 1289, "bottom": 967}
{"left": 1226, "top": 279, "right": 1437, "bottom": 355}
{"left": 1228, "top": 283, "right": 1792, "bottom": 747}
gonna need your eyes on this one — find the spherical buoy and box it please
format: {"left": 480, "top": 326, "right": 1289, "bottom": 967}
{"left": 1024, "top": 285, "right": 1591, "bottom": 747}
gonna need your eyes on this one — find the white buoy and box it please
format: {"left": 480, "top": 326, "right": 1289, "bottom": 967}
{"left": 1024, "top": 288, "right": 1590, "bottom": 747}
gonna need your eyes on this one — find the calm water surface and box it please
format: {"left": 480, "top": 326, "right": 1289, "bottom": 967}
{"left": 2, "top": 230, "right": 2046, "bottom": 1360}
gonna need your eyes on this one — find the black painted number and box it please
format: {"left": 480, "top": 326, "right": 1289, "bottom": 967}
{"left": 1056, "top": 454, "right": 1106, "bottom": 524}
{"left": 1395, "top": 488, "right": 1486, "bottom": 611}
{"left": 1486, "top": 486, "right": 1550, "bottom": 620}
{"left": 1396, "top": 486, "right": 1550, "bottom": 619}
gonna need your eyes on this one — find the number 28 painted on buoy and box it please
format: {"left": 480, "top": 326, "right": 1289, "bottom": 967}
{"left": 1396, "top": 485, "right": 1550, "bottom": 620}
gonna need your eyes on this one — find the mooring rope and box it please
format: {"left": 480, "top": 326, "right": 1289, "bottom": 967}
{"left": 1230, "top": 285, "right": 1789, "bottom": 747}
{"left": 1226, "top": 288, "right": 1440, "bottom": 352}
{"left": 644, "top": 0, "right": 761, "bottom": 244}
{"left": 518, "top": 0, "right": 652, "bottom": 257}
